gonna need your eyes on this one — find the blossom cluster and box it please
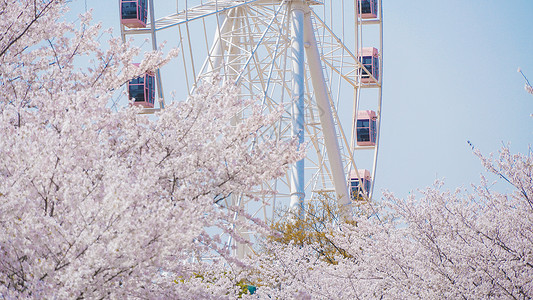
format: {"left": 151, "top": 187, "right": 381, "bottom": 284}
{"left": 250, "top": 147, "right": 533, "bottom": 299}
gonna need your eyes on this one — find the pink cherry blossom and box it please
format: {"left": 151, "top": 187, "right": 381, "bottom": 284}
{"left": 0, "top": 1, "right": 300, "bottom": 298}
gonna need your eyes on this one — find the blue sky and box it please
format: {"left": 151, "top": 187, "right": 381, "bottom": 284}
{"left": 380, "top": 0, "right": 533, "bottom": 197}
{"left": 66, "top": 0, "right": 533, "bottom": 199}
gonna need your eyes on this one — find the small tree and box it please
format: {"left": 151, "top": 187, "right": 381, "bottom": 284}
{"left": 268, "top": 192, "right": 354, "bottom": 264}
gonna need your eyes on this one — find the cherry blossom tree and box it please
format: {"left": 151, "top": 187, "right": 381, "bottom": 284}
{"left": 250, "top": 146, "right": 533, "bottom": 299}
{"left": 0, "top": 0, "right": 300, "bottom": 298}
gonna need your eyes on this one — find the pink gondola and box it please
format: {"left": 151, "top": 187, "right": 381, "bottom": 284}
{"left": 349, "top": 169, "right": 371, "bottom": 200}
{"left": 120, "top": 0, "right": 148, "bottom": 29}
{"left": 356, "top": 0, "right": 378, "bottom": 19}
{"left": 359, "top": 47, "right": 379, "bottom": 83}
{"left": 128, "top": 64, "right": 155, "bottom": 108}
{"left": 356, "top": 110, "right": 377, "bottom": 146}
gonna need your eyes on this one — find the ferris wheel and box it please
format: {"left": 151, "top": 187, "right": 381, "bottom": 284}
{"left": 119, "top": 0, "right": 383, "bottom": 254}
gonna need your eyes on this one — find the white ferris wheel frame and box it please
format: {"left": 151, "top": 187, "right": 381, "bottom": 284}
{"left": 119, "top": 0, "right": 383, "bottom": 253}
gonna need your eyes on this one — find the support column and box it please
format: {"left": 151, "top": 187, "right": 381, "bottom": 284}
{"left": 289, "top": 1, "right": 306, "bottom": 219}
{"left": 303, "top": 9, "right": 352, "bottom": 219}
{"left": 206, "top": 12, "right": 230, "bottom": 77}
{"left": 148, "top": 0, "right": 165, "bottom": 109}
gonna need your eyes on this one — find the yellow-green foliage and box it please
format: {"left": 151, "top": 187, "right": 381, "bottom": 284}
{"left": 270, "top": 192, "right": 355, "bottom": 264}
{"left": 236, "top": 279, "right": 256, "bottom": 298}
{"left": 174, "top": 270, "right": 255, "bottom": 298}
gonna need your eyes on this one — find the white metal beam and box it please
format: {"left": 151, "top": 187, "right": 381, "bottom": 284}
{"left": 303, "top": 7, "right": 351, "bottom": 219}
{"left": 148, "top": 0, "right": 165, "bottom": 109}
{"left": 289, "top": 1, "right": 306, "bottom": 219}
